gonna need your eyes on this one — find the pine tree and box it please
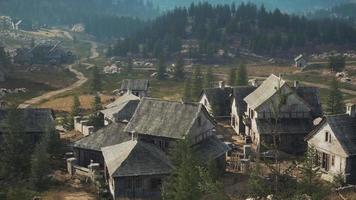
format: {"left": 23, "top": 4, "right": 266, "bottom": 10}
{"left": 157, "top": 56, "right": 166, "bottom": 80}
{"left": 183, "top": 78, "right": 192, "bottom": 102}
{"left": 326, "top": 78, "right": 344, "bottom": 115}
{"left": 228, "top": 67, "right": 236, "bottom": 86}
{"left": 92, "top": 94, "right": 102, "bottom": 112}
{"left": 30, "top": 135, "right": 51, "bottom": 191}
{"left": 0, "top": 108, "right": 31, "bottom": 181}
{"left": 71, "top": 95, "right": 81, "bottom": 117}
{"left": 91, "top": 66, "right": 102, "bottom": 93}
{"left": 236, "top": 64, "right": 248, "bottom": 86}
{"left": 192, "top": 66, "right": 203, "bottom": 100}
{"left": 162, "top": 139, "right": 202, "bottom": 200}
{"left": 174, "top": 56, "right": 185, "bottom": 80}
{"left": 203, "top": 67, "right": 214, "bottom": 88}
{"left": 299, "top": 147, "right": 320, "bottom": 191}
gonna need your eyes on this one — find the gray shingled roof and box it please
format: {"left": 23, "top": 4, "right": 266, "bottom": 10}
{"left": 307, "top": 115, "right": 356, "bottom": 156}
{"left": 0, "top": 108, "right": 54, "bottom": 132}
{"left": 101, "top": 94, "right": 140, "bottom": 122}
{"left": 244, "top": 74, "right": 286, "bottom": 110}
{"left": 102, "top": 140, "right": 172, "bottom": 177}
{"left": 193, "top": 135, "right": 230, "bottom": 163}
{"left": 201, "top": 87, "right": 232, "bottom": 116}
{"left": 73, "top": 122, "right": 131, "bottom": 151}
{"left": 294, "top": 87, "right": 323, "bottom": 117}
{"left": 121, "top": 79, "right": 149, "bottom": 91}
{"left": 256, "top": 118, "right": 313, "bottom": 135}
{"left": 232, "top": 86, "right": 256, "bottom": 115}
{"left": 125, "top": 98, "right": 212, "bottom": 139}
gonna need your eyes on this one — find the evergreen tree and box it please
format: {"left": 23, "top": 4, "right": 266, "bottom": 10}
{"left": 92, "top": 94, "right": 102, "bottom": 112}
{"left": 299, "top": 146, "right": 320, "bottom": 194}
{"left": 157, "top": 56, "right": 166, "bottom": 80}
{"left": 248, "top": 161, "right": 271, "bottom": 198}
{"left": 0, "top": 108, "right": 31, "bottom": 181}
{"left": 91, "top": 66, "right": 102, "bottom": 93}
{"left": 71, "top": 95, "right": 81, "bottom": 117}
{"left": 192, "top": 66, "right": 203, "bottom": 100}
{"left": 328, "top": 55, "right": 346, "bottom": 72}
{"left": 203, "top": 67, "right": 214, "bottom": 88}
{"left": 183, "top": 78, "right": 192, "bottom": 102}
{"left": 30, "top": 135, "right": 51, "bottom": 191}
{"left": 162, "top": 139, "right": 202, "bottom": 200}
{"left": 174, "top": 56, "right": 185, "bottom": 80}
{"left": 0, "top": 46, "right": 10, "bottom": 68}
{"left": 127, "top": 58, "right": 133, "bottom": 73}
{"left": 235, "top": 64, "right": 248, "bottom": 86}
{"left": 326, "top": 78, "right": 344, "bottom": 115}
{"left": 228, "top": 67, "right": 236, "bottom": 86}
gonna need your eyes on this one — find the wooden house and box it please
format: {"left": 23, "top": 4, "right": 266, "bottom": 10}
{"left": 72, "top": 122, "right": 131, "bottom": 168}
{"left": 0, "top": 108, "right": 55, "bottom": 145}
{"left": 100, "top": 98, "right": 230, "bottom": 199}
{"left": 120, "top": 79, "right": 149, "bottom": 98}
{"left": 242, "top": 74, "right": 322, "bottom": 154}
{"left": 199, "top": 82, "right": 232, "bottom": 118}
{"left": 305, "top": 103, "right": 356, "bottom": 184}
{"left": 230, "top": 86, "right": 256, "bottom": 136}
{"left": 100, "top": 93, "right": 140, "bottom": 125}
{"left": 294, "top": 54, "right": 307, "bottom": 68}
{"left": 102, "top": 140, "right": 172, "bottom": 200}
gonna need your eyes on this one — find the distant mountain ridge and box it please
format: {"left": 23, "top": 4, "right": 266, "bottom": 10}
{"left": 150, "top": 0, "right": 351, "bottom": 13}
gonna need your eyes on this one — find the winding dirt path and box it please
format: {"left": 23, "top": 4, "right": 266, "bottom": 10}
{"left": 18, "top": 40, "right": 98, "bottom": 108}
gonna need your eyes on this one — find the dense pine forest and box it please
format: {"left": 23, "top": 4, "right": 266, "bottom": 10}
{"left": 111, "top": 2, "right": 356, "bottom": 59}
{"left": 148, "top": 0, "right": 350, "bottom": 12}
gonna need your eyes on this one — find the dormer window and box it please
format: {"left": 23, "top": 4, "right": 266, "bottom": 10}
{"left": 325, "top": 131, "right": 331, "bottom": 143}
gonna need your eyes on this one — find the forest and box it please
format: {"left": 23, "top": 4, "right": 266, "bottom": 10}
{"left": 111, "top": 2, "right": 356, "bottom": 59}
{"left": 309, "top": 3, "right": 356, "bottom": 25}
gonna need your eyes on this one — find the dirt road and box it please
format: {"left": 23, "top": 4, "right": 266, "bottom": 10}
{"left": 18, "top": 41, "right": 98, "bottom": 108}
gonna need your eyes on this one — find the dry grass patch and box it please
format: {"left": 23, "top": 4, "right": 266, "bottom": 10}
{"left": 38, "top": 94, "right": 114, "bottom": 112}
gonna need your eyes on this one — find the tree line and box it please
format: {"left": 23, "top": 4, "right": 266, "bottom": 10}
{"left": 111, "top": 2, "right": 356, "bottom": 58}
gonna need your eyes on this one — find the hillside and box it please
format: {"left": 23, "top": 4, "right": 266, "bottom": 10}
{"left": 149, "top": 0, "right": 351, "bottom": 13}
{"left": 111, "top": 3, "right": 356, "bottom": 59}
{"left": 0, "top": 0, "right": 158, "bottom": 25}
{"left": 309, "top": 3, "right": 356, "bottom": 25}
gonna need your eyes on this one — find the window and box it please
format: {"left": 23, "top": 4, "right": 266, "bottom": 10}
{"left": 204, "top": 99, "right": 208, "bottom": 106}
{"left": 331, "top": 155, "right": 335, "bottom": 166}
{"left": 322, "top": 153, "right": 330, "bottom": 171}
{"left": 325, "top": 132, "right": 331, "bottom": 143}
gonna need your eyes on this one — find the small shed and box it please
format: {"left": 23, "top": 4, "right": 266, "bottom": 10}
{"left": 294, "top": 54, "right": 307, "bottom": 68}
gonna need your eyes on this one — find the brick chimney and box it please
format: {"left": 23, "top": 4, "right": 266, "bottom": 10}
{"left": 346, "top": 103, "right": 356, "bottom": 118}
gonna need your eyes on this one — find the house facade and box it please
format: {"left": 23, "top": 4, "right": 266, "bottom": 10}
{"left": 242, "top": 75, "right": 322, "bottom": 154}
{"left": 230, "top": 86, "right": 256, "bottom": 136}
{"left": 120, "top": 79, "right": 149, "bottom": 98}
{"left": 305, "top": 103, "right": 356, "bottom": 184}
{"left": 199, "top": 83, "right": 232, "bottom": 118}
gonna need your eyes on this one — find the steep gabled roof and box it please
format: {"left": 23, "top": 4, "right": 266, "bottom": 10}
{"left": 232, "top": 86, "right": 256, "bottom": 115}
{"left": 244, "top": 74, "right": 286, "bottom": 110}
{"left": 294, "top": 87, "right": 323, "bottom": 117}
{"left": 121, "top": 79, "right": 149, "bottom": 91}
{"left": 201, "top": 87, "right": 232, "bottom": 116}
{"left": 125, "top": 98, "right": 214, "bottom": 139}
{"left": 101, "top": 94, "right": 140, "bottom": 122}
{"left": 73, "top": 122, "right": 131, "bottom": 151}
{"left": 306, "top": 114, "right": 356, "bottom": 156}
{"left": 294, "top": 54, "right": 304, "bottom": 62}
{"left": 0, "top": 108, "right": 54, "bottom": 133}
{"left": 102, "top": 140, "right": 172, "bottom": 177}
{"left": 193, "top": 135, "right": 230, "bottom": 163}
